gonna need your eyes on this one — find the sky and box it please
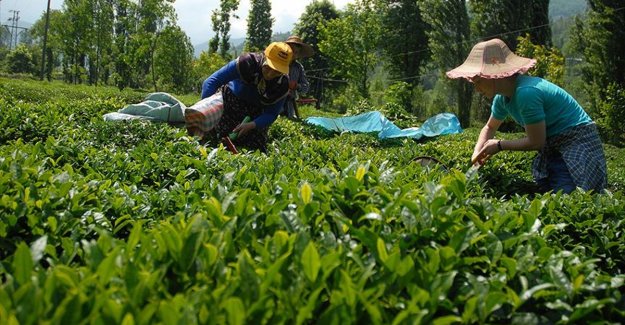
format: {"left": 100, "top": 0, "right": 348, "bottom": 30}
{"left": 1, "top": 0, "right": 354, "bottom": 46}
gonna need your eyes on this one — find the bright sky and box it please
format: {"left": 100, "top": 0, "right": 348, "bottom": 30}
{"left": 1, "top": 0, "right": 354, "bottom": 46}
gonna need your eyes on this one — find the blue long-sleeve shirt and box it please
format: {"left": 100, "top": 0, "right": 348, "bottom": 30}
{"left": 201, "top": 53, "right": 289, "bottom": 129}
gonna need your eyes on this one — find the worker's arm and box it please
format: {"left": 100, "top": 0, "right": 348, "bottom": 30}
{"left": 471, "top": 116, "right": 503, "bottom": 165}
{"left": 201, "top": 59, "right": 239, "bottom": 99}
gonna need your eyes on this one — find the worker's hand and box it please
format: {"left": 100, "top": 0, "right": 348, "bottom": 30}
{"left": 233, "top": 121, "right": 256, "bottom": 137}
{"left": 471, "top": 139, "right": 500, "bottom": 165}
{"left": 289, "top": 80, "right": 298, "bottom": 90}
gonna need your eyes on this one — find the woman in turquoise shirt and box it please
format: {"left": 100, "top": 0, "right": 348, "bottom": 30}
{"left": 447, "top": 38, "right": 607, "bottom": 193}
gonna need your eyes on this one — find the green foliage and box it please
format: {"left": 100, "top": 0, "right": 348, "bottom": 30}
{"left": 515, "top": 34, "right": 565, "bottom": 85}
{"left": 419, "top": 0, "right": 472, "bottom": 128}
{"left": 378, "top": 81, "right": 418, "bottom": 121}
{"left": 319, "top": 0, "right": 381, "bottom": 98}
{"left": 470, "top": 0, "right": 551, "bottom": 48}
{"left": 293, "top": 0, "right": 340, "bottom": 103}
{"left": 245, "top": 0, "right": 274, "bottom": 52}
{"left": 568, "top": 1, "right": 625, "bottom": 145}
{"left": 382, "top": 82, "right": 412, "bottom": 111}
{"left": 595, "top": 83, "right": 625, "bottom": 144}
{"left": 209, "top": 0, "right": 240, "bottom": 59}
{"left": 376, "top": 0, "right": 429, "bottom": 85}
{"left": 192, "top": 51, "right": 228, "bottom": 92}
{"left": 152, "top": 25, "right": 195, "bottom": 93}
{"left": 5, "top": 45, "right": 36, "bottom": 74}
{"left": 330, "top": 85, "right": 366, "bottom": 114}
{"left": 1, "top": 78, "right": 625, "bottom": 323}
{"left": 570, "top": 4, "right": 624, "bottom": 90}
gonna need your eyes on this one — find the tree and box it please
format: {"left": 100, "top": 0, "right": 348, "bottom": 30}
{"left": 470, "top": 0, "right": 551, "bottom": 50}
{"left": 293, "top": 0, "right": 339, "bottom": 106}
{"left": 0, "top": 25, "right": 11, "bottom": 48}
{"left": 570, "top": 0, "right": 625, "bottom": 143}
{"left": 153, "top": 25, "right": 194, "bottom": 93}
{"left": 319, "top": 0, "right": 381, "bottom": 98}
{"left": 572, "top": 1, "right": 625, "bottom": 90}
{"left": 209, "top": 0, "right": 239, "bottom": 60}
{"left": 133, "top": 0, "right": 176, "bottom": 89}
{"left": 420, "top": 0, "right": 472, "bottom": 127}
{"left": 89, "top": 0, "right": 115, "bottom": 86}
{"left": 245, "top": 0, "right": 273, "bottom": 52}
{"left": 60, "top": 0, "right": 93, "bottom": 84}
{"left": 376, "top": 0, "right": 429, "bottom": 85}
{"left": 112, "top": 0, "right": 134, "bottom": 89}
{"left": 30, "top": 10, "right": 64, "bottom": 80}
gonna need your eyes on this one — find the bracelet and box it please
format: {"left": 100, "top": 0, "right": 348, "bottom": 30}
{"left": 497, "top": 140, "right": 503, "bottom": 152}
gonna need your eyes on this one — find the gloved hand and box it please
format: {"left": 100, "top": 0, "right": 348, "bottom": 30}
{"left": 289, "top": 80, "right": 298, "bottom": 90}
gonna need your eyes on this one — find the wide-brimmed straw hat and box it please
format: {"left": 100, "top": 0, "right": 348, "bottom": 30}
{"left": 285, "top": 35, "right": 314, "bottom": 58}
{"left": 446, "top": 38, "right": 536, "bottom": 80}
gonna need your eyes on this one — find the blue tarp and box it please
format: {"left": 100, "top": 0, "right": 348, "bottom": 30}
{"left": 305, "top": 111, "right": 463, "bottom": 140}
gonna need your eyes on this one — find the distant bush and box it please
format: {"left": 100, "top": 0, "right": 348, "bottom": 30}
{"left": 5, "top": 44, "right": 36, "bottom": 75}
{"left": 596, "top": 83, "right": 625, "bottom": 145}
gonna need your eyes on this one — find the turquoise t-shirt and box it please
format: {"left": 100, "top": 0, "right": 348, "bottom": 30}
{"left": 491, "top": 75, "right": 591, "bottom": 137}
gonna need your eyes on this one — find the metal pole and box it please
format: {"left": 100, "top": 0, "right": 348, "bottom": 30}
{"left": 40, "top": 0, "right": 52, "bottom": 80}
{"left": 8, "top": 10, "right": 19, "bottom": 50}
{"left": 14, "top": 11, "right": 19, "bottom": 49}
{"left": 8, "top": 10, "right": 15, "bottom": 50}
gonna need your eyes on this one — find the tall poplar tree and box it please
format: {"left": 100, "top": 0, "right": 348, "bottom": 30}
{"left": 420, "top": 0, "right": 472, "bottom": 127}
{"left": 153, "top": 24, "right": 194, "bottom": 92}
{"left": 570, "top": 0, "right": 625, "bottom": 142}
{"left": 60, "top": 0, "right": 93, "bottom": 83}
{"left": 377, "top": 0, "right": 429, "bottom": 85}
{"left": 209, "top": 0, "right": 239, "bottom": 59}
{"left": 113, "top": 0, "right": 134, "bottom": 89}
{"left": 245, "top": 0, "right": 273, "bottom": 52}
{"left": 470, "top": 0, "right": 551, "bottom": 50}
{"left": 133, "top": 0, "right": 176, "bottom": 88}
{"left": 293, "top": 0, "right": 339, "bottom": 105}
{"left": 30, "top": 10, "right": 64, "bottom": 80}
{"left": 89, "top": 0, "right": 114, "bottom": 86}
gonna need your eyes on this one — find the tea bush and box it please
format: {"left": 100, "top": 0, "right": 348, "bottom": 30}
{"left": 1, "top": 78, "right": 624, "bottom": 324}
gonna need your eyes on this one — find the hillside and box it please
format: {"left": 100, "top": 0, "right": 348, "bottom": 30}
{"left": 549, "top": 0, "right": 588, "bottom": 18}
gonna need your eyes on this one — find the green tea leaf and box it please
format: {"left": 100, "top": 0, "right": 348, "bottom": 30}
{"left": 300, "top": 182, "right": 313, "bottom": 204}
{"left": 433, "top": 315, "right": 462, "bottom": 325}
{"left": 222, "top": 297, "right": 246, "bottom": 325}
{"left": 13, "top": 243, "right": 33, "bottom": 285}
{"left": 97, "top": 246, "right": 121, "bottom": 285}
{"left": 356, "top": 165, "right": 366, "bottom": 181}
{"left": 121, "top": 313, "right": 135, "bottom": 325}
{"left": 377, "top": 237, "right": 388, "bottom": 263}
{"left": 301, "top": 241, "right": 321, "bottom": 282}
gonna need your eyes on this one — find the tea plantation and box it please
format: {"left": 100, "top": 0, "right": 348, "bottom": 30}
{"left": 1, "top": 78, "right": 625, "bottom": 324}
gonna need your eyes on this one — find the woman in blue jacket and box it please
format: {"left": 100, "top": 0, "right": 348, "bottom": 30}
{"left": 201, "top": 42, "right": 293, "bottom": 151}
{"left": 447, "top": 38, "right": 607, "bottom": 193}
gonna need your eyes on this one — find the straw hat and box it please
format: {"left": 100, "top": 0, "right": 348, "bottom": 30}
{"left": 446, "top": 38, "right": 536, "bottom": 80}
{"left": 285, "top": 35, "right": 314, "bottom": 58}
